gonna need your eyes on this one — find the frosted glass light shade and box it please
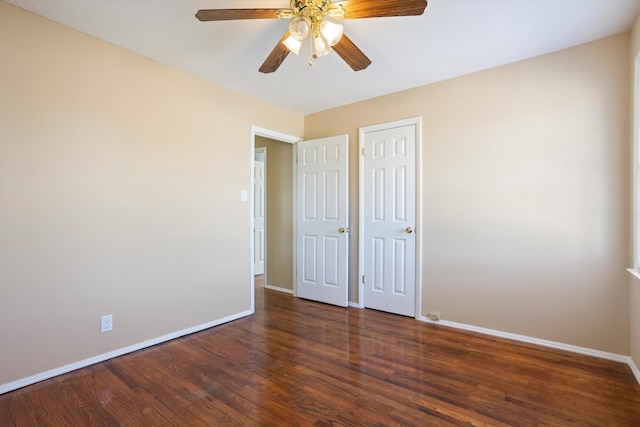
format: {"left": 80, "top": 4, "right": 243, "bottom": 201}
{"left": 312, "top": 35, "right": 331, "bottom": 58}
{"left": 289, "top": 16, "right": 311, "bottom": 41}
{"left": 319, "top": 20, "right": 343, "bottom": 46}
{"left": 283, "top": 35, "right": 302, "bottom": 55}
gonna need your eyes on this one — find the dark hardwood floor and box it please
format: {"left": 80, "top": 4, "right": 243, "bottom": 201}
{"left": 2, "top": 278, "right": 640, "bottom": 426}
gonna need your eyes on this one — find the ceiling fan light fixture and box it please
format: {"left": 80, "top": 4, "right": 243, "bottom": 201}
{"left": 312, "top": 34, "right": 331, "bottom": 59}
{"left": 288, "top": 16, "right": 311, "bottom": 41}
{"left": 319, "top": 20, "right": 343, "bottom": 46}
{"left": 283, "top": 35, "right": 303, "bottom": 55}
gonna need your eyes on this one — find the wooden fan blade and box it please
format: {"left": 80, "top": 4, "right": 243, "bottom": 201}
{"left": 195, "top": 9, "right": 286, "bottom": 21}
{"left": 259, "top": 32, "right": 292, "bottom": 74}
{"left": 330, "top": 0, "right": 427, "bottom": 19}
{"left": 332, "top": 34, "right": 371, "bottom": 71}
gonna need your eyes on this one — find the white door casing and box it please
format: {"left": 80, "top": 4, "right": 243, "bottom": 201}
{"left": 296, "top": 135, "right": 349, "bottom": 307}
{"left": 253, "top": 159, "right": 265, "bottom": 275}
{"left": 361, "top": 120, "right": 419, "bottom": 317}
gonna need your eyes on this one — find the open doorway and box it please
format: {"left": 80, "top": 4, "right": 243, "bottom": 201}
{"left": 250, "top": 127, "right": 301, "bottom": 311}
{"left": 254, "top": 137, "right": 294, "bottom": 294}
{"left": 250, "top": 127, "right": 350, "bottom": 310}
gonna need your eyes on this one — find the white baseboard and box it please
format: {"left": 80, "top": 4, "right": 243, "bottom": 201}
{"left": 418, "top": 316, "right": 638, "bottom": 384}
{"left": 629, "top": 357, "right": 640, "bottom": 385}
{"left": 349, "top": 301, "right": 364, "bottom": 308}
{"left": 4, "top": 310, "right": 638, "bottom": 394}
{"left": 264, "top": 284, "right": 293, "bottom": 294}
{"left": 0, "top": 310, "right": 253, "bottom": 395}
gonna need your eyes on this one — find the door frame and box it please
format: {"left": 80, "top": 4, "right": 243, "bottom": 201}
{"left": 357, "top": 117, "right": 423, "bottom": 319}
{"left": 250, "top": 126, "right": 302, "bottom": 313}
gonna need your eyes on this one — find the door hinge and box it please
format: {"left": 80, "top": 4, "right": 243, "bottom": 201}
{"left": 361, "top": 147, "right": 365, "bottom": 156}
{"left": 362, "top": 275, "right": 365, "bottom": 284}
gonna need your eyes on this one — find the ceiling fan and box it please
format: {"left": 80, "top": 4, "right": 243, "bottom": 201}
{"left": 196, "top": 0, "right": 428, "bottom": 73}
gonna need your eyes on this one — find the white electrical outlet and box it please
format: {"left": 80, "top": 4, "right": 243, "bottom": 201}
{"left": 101, "top": 314, "right": 113, "bottom": 333}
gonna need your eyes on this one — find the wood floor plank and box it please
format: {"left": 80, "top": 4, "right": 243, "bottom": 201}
{"left": 1, "top": 282, "right": 639, "bottom": 426}
{"left": 147, "top": 337, "right": 318, "bottom": 426}
{"left": 107, "top": 359, "right": 229, "bottom": 427}
{"left": 21, "top": 382, "right": 90, "bottom": 426}
{"left": 0, "top": 392, "right": 42, "bottom": 426}
{"left": 55, "top": 380, "right": 120, "bottom": 426}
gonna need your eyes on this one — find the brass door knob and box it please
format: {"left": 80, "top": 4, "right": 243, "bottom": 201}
{"left": 338, "top": 227, "right": 346, "bottom": 233}
{"left": 405, "top": 227, "right": 413, "bottom": 234}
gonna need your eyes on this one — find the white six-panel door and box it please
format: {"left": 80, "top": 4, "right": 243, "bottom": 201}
{"left": 253, "top": 160, "right": 265, "bottom": 275}
{"left": 296, "top": 135, "right": 349, "bottom": 307}
{"left": 362, "top": 124, "right": 416, "bottom": 317}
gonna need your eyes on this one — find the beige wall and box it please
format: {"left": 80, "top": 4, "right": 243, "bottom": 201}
{"left": 630, "top": 13, "right": 640, "bottom": 371}
{"left": 1, "top": 0, "right": 637, "bottom": 390}
{"left": 0, "top": 2, "right": 303, "bottom": 386}
{"left": 255, "top": 136, "right": 294, "bottom": 291}
{"left": 306, "top": 33, "right": 631, "bottom": 354}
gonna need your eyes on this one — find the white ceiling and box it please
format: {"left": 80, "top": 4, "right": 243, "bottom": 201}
{"left": 7, "top": 0, "right": 640, "bottom": 114}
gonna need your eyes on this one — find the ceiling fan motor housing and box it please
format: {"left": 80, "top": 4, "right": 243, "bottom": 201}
{"left": 291, "top": 0, "right": 329, "bottom": 15}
